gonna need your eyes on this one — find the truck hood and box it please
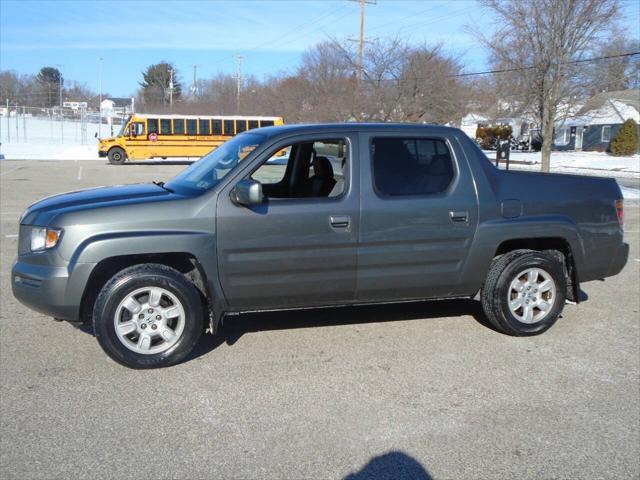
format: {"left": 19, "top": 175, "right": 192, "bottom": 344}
{"left": 20, "top": 183, "right": 182, "bottom": 226}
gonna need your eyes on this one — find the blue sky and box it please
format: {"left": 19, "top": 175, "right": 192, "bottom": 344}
{"left": 1, "top": 0, "right": 639, "bottom": 97}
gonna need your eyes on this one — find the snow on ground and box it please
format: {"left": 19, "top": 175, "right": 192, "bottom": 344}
{"left": 620, "top": 186, "right": 640, "bottom": 200}
{"left": 0, "top": 116, "right": 104, "bottom": 160}
{"left": 488, "top": 150, "right": 640, "bottom": 179}
{"left": 1, "top": 143, "right": 99, "bottom": 160}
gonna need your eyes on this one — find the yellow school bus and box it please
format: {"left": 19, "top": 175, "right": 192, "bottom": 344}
{"left": 98, "top": 114, "right": 284, "bottom": 164}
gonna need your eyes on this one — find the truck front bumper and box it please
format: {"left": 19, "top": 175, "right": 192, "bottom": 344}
{"left": 11, "top": 259, "right": 93, "bottom": 321}
{"left": 98, "top": 150, "right": 107, "bottom": 158}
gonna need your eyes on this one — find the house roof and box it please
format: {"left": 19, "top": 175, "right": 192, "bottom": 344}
{"left": 105, "top": 97, "right": 132, "bottom": 107}
{"left": 561, "top": 89, "right": 640, "bottom": 126}
{"left": 580, "top": 89, "right": 639, "bottom": 113}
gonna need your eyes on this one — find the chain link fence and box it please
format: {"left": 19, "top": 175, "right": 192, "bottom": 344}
{"left": 0, "top": 105, "right": 125, "bottom": 146}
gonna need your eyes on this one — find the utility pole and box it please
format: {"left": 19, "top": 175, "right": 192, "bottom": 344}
{"left": 349, "top": 0, "right": 376, "bottom": 83}
{"left": 235, "top": 55, "right": 244, "bottom": 114}
{"left": 169, "top": 67, "right": 174, "bottom": 110}
{"left": 6, "top": 99, "right": 10, "bottom": 143}
{"left": 56, "top": 64, "right": 64, "bottom": 143}
{"left": 190, "top": 64, "right": 199, "bottom": 98}
{"left": 98, "top": 57, "right": 103, "bottom": 138}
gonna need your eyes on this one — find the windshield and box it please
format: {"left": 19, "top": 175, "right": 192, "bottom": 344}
{"left": 116, "top": 115, "right": 131, "bottom": 137}
{"left": 166, "top": 132, "right": 266, "bottom": 193}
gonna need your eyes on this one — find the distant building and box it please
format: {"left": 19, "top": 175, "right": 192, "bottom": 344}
{"left": 100, "top": 97, "right": 135, "bottom": 117}
{"left": 553, "top": 89, "right": 640, "bottom": 152}
{"left": 63, "top": 101, "right": 88, "bottom": 111}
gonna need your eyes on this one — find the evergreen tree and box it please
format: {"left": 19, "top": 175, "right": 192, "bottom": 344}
{"left": 139, "top": 62, "right": 181, "bottom": 106}
{"left": 610, "top": 119, "right": 639, "bottom": 156}
{"left": 36, "top": 66, "right": 63, "bottom": 107}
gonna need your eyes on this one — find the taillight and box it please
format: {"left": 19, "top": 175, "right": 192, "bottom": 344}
{"left": 616, "top": 199, "right": 624, "bottom": 227}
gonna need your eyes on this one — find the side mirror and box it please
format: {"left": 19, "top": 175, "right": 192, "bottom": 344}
{"left": 230, "top": 179, "right": 263, "bottom": 207}
{"left": 94, "top": 132, "right": 98, "bottom": 139}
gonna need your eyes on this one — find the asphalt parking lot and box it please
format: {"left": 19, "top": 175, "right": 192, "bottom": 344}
{"left": 1, "top": 159, "right": 639, "bottom": 479}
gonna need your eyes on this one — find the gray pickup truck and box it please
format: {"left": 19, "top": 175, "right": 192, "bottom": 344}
{"left": 12, "top": 124, "right": 629, "bottom": 369}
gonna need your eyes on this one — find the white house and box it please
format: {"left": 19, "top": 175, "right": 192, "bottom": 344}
{"left": 100, "top": 97, "right": 135, "bottom": 118}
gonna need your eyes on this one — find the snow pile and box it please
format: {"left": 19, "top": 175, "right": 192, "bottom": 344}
{"left": 489, "top": 150, "right": 640, "bottom": 178}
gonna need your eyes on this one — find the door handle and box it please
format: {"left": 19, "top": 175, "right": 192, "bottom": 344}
{"left": 449, "top": 211, "right": 469, "bottom": 223}
{"left": 330, "top": 215, "right": 350, "bottom": 229}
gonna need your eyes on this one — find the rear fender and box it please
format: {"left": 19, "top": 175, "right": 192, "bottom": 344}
{"left": 460, "top": 215, "right": 585, "bottom": 294}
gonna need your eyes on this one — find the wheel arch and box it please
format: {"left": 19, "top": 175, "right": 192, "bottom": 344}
{"left": 79, "top": 252, "right": 215, "bottom": 329}
{"left": 493, "top": 236, "right": 580, "bottom": 302}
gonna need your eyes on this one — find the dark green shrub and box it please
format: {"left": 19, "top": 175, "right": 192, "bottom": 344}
{"left": 475, "top": 125, "right": 513, "bottom": 149}
{"left": 610, "top": 119, "right": 639, "bottom": 156}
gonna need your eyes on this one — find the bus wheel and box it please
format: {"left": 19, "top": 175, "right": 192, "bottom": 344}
{"left": 108, "top": 147, "right": 127, "bottom": 165}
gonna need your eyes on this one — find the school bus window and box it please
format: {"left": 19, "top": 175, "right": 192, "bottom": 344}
{"left": 212, "top": 119, "right": 222, "bottom": 135}
{"left": 148, "top": 119, "right": 159, "bottom": 134}
{"left": 132, "top": 123, "right": 144, "bottom": 136}
{"left": 223, "top": 120, "right": 234, "bottom": 135}
{"left": 173, "top": 119, "right": 185, "bottom": 135}
{"left": 199, "top": 119, "right": 211, "bottom": 135}
{"left": 160, "top": 119, "right": 172, "bottom": 135}
{"left": 260, "top": 120, "right": 274, "bottom": 128}
{"left": 186, "top": 119, "right": 197, "bottom": 135}
{"left": 236, "top": 120, "right": 247, "bottom": 133}
{"left": 248, "top": 120, "right": 259, "bottom": 130}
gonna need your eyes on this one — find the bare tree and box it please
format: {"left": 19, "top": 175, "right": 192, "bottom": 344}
{"left": 579, "top": 31, "right": 640, "bottom": 93}
{"left": 398, "top": 44, "right": 468, "bottom": 124}
{"left": 477, "top": 0, "right": 619, "bottom": 171}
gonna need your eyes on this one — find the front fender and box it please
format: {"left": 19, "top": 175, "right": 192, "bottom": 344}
{"left": 64, "top": 230, "right": 222, "bottom": 321}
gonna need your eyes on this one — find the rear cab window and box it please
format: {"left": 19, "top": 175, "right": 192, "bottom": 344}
{"left": 371, "top": 137, "right": 455, "bottom": 197}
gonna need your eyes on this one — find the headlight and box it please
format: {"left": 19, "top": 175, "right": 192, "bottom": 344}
{"left": 30, "top": 227, "right": 63, "bottom": 252}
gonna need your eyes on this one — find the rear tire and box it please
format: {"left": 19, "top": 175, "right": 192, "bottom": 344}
{"left": 107, "top": 147, "right": 127, "bottom": 165}
{"left": 481, "top": 250, "right": 566, "bottom": 336}
{"left": 93, "top": 264, "right": 204, "bottom": 369}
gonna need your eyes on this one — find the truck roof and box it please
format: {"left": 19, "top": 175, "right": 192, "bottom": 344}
{"left": 256, "top": 122, "right": 462, "bottom": 137}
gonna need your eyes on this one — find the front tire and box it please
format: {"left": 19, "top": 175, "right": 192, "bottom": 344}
{"left": 107, "top": 147, "right": 127, "bottom": 165}
{"left": 481, "top": 250, "right": 566, "bottom": 336}
{"left": 93, "top": 264, "right": 204, "bottom": 369}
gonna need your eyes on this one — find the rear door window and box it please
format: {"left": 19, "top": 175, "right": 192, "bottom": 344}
{"left": 371, "top": 137, "right": 454, "bottom": 196}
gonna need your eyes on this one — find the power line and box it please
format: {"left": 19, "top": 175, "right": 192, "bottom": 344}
{"left": 453, "top": 51, "right": 640, "bottom": 78}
